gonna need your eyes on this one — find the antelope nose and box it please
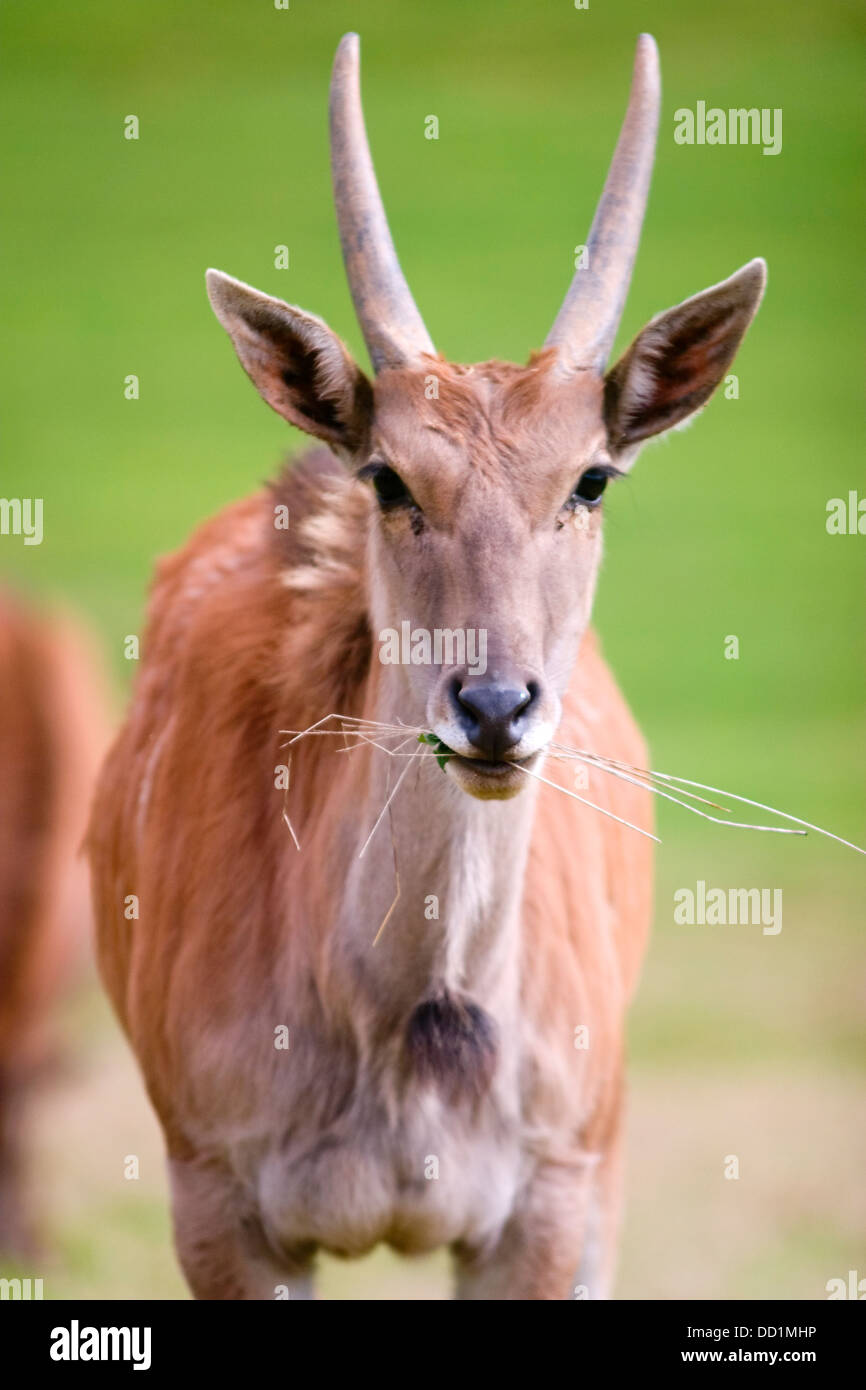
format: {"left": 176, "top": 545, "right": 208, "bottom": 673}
{"left": 454, "top": 680, "right": 536, "bottom": 759}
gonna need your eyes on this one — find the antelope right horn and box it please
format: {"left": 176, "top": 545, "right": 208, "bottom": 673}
{"left": 545, "top": 34, "right": 661, "bottom": 373}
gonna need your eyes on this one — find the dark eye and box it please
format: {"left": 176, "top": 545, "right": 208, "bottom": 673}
{"left": 362, "top": 464, "right": 417, "bottom": 510}
{"left": 569, "top": 465, "right": 618, "bottom": 509}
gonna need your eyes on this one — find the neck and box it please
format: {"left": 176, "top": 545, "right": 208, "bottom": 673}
{"left": 322, "top": 666, "right": 539, "bottom": 1020}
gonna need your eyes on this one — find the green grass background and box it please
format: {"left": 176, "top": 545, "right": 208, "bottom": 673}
{"left": 1, "top": 0, "right": 863, "bottom": 1298}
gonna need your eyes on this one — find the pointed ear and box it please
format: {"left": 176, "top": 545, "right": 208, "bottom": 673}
{"left": 205, "top": 270, "right": 373, "bottom": 455}
{"left": 603, "top": 259, "right": 766, "bottom": 453}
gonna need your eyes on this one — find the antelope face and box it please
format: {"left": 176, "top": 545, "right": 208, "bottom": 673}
{"left": 206, "top": 32, "right": 766, "bottom": 801}
{"left": 359, "top": 361, "right": 609, "bottom": 799}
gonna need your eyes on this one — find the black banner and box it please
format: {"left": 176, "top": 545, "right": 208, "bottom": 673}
{"left": 3, "top": 1299, "right": 861, "bottom": 1374}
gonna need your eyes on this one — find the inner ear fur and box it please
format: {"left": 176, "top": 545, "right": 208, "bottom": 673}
{"left": 206, "top": 269, "right": 372, "bottom": 453}
{"left": 604, "top": 258, "right": 766, "bottom": 452}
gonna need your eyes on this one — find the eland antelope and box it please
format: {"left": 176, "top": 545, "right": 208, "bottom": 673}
{"left": 89, "top": 32, "right": 765, "bottom": 1299}
{"left": 0, "top": 591, "right": 108, "bottom": 1250}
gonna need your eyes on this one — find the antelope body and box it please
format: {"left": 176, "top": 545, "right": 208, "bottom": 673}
{"left": 89, "top": 33, "right": 765, "bottom": 1299}
{"left": 0, "top": 591, "right": 108, "bottom": 1250}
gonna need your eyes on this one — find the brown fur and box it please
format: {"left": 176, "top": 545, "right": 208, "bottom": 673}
{"left": 89, "top": 434, "right": 653, "bottom": 1298}
{"left": 94, "top": 128, "right": 761, "bottom": 1299}
{"left": 0, "top": 592, "right": 110, "bottom": 1249}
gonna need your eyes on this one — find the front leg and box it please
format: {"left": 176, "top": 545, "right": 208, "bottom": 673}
{"left": 0, "top": 1068, "right": 34, "bottom": 1254}
{"left": 452, "top": 1159, "right": 598, "bottom": 1300}
{"left": 572, "top": 1130, "right": 624, "bottom": 1300}
{"left": 168, "top": 1154, "right": 314, "bottom": 1300}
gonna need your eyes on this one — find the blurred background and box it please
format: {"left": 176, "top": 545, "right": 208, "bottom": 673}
{"left": 1, "top": 0, "right": 863, "bottom": 1298}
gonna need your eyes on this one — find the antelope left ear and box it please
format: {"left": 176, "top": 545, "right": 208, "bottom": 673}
{"left": 603, "top": 258, "right": 766, "bottom": 454}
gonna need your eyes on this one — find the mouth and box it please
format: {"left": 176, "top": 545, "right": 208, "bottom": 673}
{"left": 417, "top": 732, "right": 545, "bottom": 800}
{"left": 444, "top": 749, "right": 541, "bottom": 801}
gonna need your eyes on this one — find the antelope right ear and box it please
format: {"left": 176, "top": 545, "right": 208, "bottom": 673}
{"left": 603, "top": 258, "right": 766, "bottom": 455}
{"left": 206, "top": 270, "right": 373, "bottom": 455}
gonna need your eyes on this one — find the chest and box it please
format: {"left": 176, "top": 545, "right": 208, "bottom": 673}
{"left": 235, "top": 1062, "right": 529, "bottom": 1259}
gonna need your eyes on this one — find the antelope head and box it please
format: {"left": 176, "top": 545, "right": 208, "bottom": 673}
{"left": 207, "top": 33, "right": 766, "bottom": 801}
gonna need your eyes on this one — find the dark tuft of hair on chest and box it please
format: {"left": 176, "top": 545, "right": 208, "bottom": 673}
{"left": 405, "top": 989, "right": 498, "bottom": 1103}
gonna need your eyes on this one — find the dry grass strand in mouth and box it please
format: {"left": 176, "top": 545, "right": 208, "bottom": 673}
{"left": 280, "top": 750, "right": 301, "bottom": 851}
{"left": 371, "top": 805, "right": 401, "bottom": 948}
{"left": 357, "top": 741, "right": 415, "bottom": 860}
{"left": 513, "top": 761, "right": 661, "bottom": 843}
{"left": 549, "top": 740, "right": 866, "bottom": 855}
{"left": 278, "top": 714, "right": 866, "bottom": 856}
